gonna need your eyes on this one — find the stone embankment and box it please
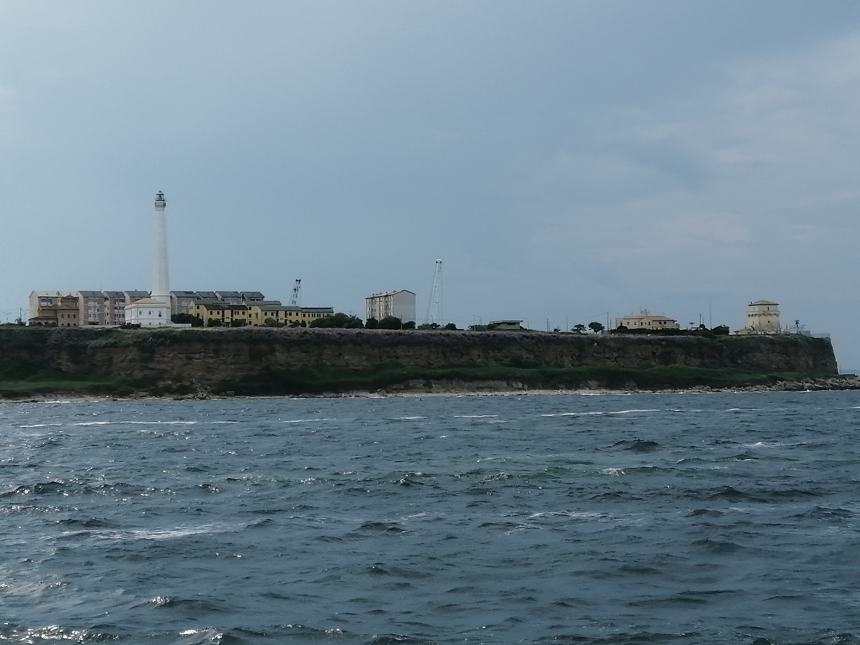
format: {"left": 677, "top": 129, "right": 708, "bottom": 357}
{"left": 0, "top": 326, "right": 841, "bottom": 397}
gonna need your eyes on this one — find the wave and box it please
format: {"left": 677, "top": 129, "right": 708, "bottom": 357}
{"left": 611, "top": 439, "right": 661, "bottom": 452}
{"left": 0, "top": 624, "right": 117, "bottom": 642}
{"left": 702, "top": 485, "right": 822, "bottom": 503}
{"left": 541, "top": 409, "right": 660, "bottom": 418}
{"left": 87, "top": 522, "right": 240, "bottom": 542}
{"left": 17, "top": 423, "right": 64, "bottom": 428}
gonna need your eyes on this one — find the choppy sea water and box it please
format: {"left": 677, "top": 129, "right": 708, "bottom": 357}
{"left": 1, "top": 391, "right": 859, "bottom": 644}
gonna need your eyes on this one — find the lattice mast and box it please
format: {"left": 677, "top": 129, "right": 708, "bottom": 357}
{"left": 425, "top": 258, "right": 444, "bottom": 325}
{"left": 290, "top": 278, "right": 302, "bottom": 307}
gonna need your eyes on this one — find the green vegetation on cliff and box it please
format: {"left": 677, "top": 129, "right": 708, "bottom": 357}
{"left": 0, "top": 326, "right": 840, "bottom": 398}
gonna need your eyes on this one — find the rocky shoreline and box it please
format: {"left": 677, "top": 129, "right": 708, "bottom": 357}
{"left": 3, "top": 374, "right": 859, "bottom": 403}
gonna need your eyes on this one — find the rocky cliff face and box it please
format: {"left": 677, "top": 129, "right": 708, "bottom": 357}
{"left": 0, "top": 327, "right": 838, "bottom": 395}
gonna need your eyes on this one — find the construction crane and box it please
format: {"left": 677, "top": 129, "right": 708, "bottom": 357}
{"left": 289, "top": 278, "right": 302, "bottom": 307}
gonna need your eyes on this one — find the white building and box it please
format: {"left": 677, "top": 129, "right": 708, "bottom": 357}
{"left": 738, "top": 299, "right": 781, "bottom": 334}
{"left": 365, "top": 289, "right": 416, "bottom": 323}
{"left": 125, "top": 191, "right": 172, "bottom": 327}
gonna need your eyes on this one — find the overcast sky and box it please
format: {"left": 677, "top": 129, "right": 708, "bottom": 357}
{"left": 2, "top": 2, "right": 860, "bottom": 365}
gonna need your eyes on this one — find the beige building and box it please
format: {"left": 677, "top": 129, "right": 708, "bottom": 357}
{"left": 27, "top": 291, "right": 80, "bottom": 327}
{"left": 615, "top": 310, "right": 680, "bottom": 331}
{"left": 738, "top": 300, "right": 781, "bottom": 334}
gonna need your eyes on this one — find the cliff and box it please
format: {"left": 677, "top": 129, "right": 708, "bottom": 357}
{"left": 0, "top": 326, "right": 840, "bottom": 398}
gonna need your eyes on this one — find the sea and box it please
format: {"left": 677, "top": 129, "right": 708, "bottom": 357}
{"left": 1, "top": 391, "right": 859, "bottom": 644}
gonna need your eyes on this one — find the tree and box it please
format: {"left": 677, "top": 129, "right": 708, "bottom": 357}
{"left": 711, "top": 325, "right": 730, "bottom": 335}
{"left": 172, "top": 313, "right": 204, "bottom": 327}
{"left": 588, "top": 321, "right": 604, "bottom": 334}
{"left": 365, "top": 317, "right": 379, "bottom": 329}
{"left": 417, "top": 322, "right": 439, "bottom": 330}
{"left": 309, "top": 312, "right": 364, "bottom": 328}
{"left": 263, "top": 317, "right": 282, "bottom": 327}
{"left": 572, "top": 323, "right": 586, "bottom": 334}
{"left": 443, "top": 323, "right": 457, "bottom": 330}
{"left": 401, "top": 320, "right": 416, "bottom": 330}
{"left": 378, "top": 316, "right": 402, "bottom": 330}
{"left": 230, "top": 319, "right": 247, "bottom": 327}
{"left": 206, "top": 319, "right": 223, "bottom": 327}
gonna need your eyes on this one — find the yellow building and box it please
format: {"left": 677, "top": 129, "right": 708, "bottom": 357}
{"left": 251, "top": 305, "right": 334, "bottom": 326}
{"left": 192, "top": 302, "right": 334, "bottom": 327}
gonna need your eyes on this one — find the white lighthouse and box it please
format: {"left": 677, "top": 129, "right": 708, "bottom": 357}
{"left": 151, "top": 190, "right": 170, "bottom": 305}
{"left": 124, "top": 191, "right": 173, "bottom": 327}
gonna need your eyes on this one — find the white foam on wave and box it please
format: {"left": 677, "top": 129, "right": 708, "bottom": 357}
{"left": 72, "top": 420, "right": 198, "bottom": 427}
{"left": 88, "top": 522, "right": 237, "bottom": 541}
{"left": 281, "top": 418, "right": 336, "bottom": 424}
{"left": 742, "top": 441, "right": 781, "bottom": 449}
{"left": 398, "top": 416, "right": 425, "bottom": 420}
{"left": 453, "top": 414, "right": 499, "bottom": 418}
{"left": 540, "top": 411, "right": 604, "bottom": 417}
{"left": 601, "top": 467, "right": 625, "bottom": 476}
{"left": 3, "top": 626, "right": 94, "bottom": 642}
{"left": 17, "top": 423, "right": 63, "bottom": 428}
{"left": 541, "top": 408, "right": 659, "bottom": 417}
{"left": 607, "top": 408, "right": 660, "bottom": 415}
{"left": 128, "top": 420, "right": 197, "bottom": 425}
{"left": 179, "top": 628, "right": 224, "bottom": 641}
{"left": 528, "top": 510, "right": 609, "bottom": 521}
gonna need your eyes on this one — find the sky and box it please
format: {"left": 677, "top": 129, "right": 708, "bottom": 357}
{"left": 2, "top": 2, "right": 860, "bottom": 366}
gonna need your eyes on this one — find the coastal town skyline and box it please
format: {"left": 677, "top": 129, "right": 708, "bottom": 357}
{"left": 2, "top": 3, "right": 859, "bottom": 365}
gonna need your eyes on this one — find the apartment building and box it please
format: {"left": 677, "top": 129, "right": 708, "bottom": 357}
{"left": 365, "top": 289, "right": 416, "bottom": 323}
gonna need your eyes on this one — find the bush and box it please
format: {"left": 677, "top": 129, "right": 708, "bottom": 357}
{"left": 171, "top": 313, "right": 203, "bottom": 326}
{"left": 309, "top": 313, "right": 364, "bottom": 328}
{"left": 365, "top": 317, "right": 379, "bottom": 329}
{"left": 378, "top": 316, "right": 402, "bottom": 330}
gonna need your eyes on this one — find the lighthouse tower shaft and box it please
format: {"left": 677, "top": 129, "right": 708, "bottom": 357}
{"left": 152, "top": 191, "right": 170, "bottom": 304}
